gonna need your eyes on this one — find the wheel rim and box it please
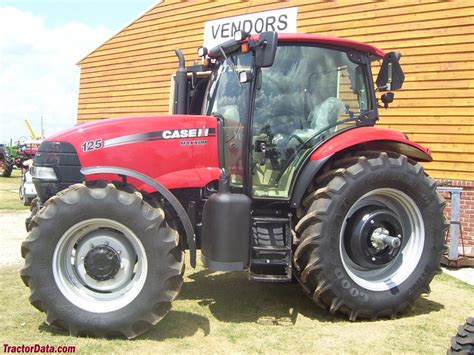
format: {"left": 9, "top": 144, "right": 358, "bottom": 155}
{"left": 340, "top": 188, "right": 424, "bottom": 292}
{"left": 53, "top": 218, "right": 148, "bottom": 313}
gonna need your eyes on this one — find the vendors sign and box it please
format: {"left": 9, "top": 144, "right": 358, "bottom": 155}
{"left": 203, "top": 7, "right": 298, "bottom": 49}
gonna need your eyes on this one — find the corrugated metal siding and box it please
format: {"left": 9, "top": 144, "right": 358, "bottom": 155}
{"left": 78, "top": 0, "right": 474, "bottom": 181}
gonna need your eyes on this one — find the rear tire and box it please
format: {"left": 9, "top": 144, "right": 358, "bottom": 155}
{"left": 1, "top": 155, "right": 13, "bottom": 177}
{"left": 294, "top": 152, "right": 447, "bottom": 320}
{"left": 21, "top": 183, "right": 184, "bottom": 338}
{"left": 448, "top": 317, "right": 474, "bottom": 354}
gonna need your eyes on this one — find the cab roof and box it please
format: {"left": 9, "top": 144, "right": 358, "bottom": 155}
{"left": 275, "top": 33, "right": 385, "bottom": 58}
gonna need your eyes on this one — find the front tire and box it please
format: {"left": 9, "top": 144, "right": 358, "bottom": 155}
{"left": 294, "top": 152, "right": 447, "bottom": 320}
{"left": 21, "top": 183, "right": 184, "bottom": 338}
{"left": 25, "top": 197, "right": 40, "bottom": 232}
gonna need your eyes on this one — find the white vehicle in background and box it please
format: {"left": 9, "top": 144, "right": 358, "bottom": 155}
{"left": 19, "top": 159, "right": 37, "bottom": 206}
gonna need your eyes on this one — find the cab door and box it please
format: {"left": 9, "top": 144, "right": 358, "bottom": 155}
{"left": 251, "top": 45, "right": 370, "bottom": 199}
{"left": 202, "top": 53, "right": 255, "bottom": 189}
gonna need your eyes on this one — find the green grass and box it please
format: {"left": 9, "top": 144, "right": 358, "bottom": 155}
{"left": 1, "top": 258, "right": 473, "bottom": 354}
{"left": 1, "top": 174, "right": 472, "bottom": 352}
{"left": 0, "top": 169, "right": 29, "bottom": 210}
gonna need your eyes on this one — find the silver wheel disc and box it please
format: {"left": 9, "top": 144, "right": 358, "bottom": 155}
{"left": 340, "top": 188, "right": 425, "bottom": 292}
{"left": 52, "top": 218, "right": 148, "bottom": 313}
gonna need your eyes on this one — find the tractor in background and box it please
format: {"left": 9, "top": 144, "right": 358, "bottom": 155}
{"left": 0, "top": 144, "right": 13, "bottom": 177}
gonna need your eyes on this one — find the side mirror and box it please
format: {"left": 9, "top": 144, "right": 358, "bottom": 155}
{"left": 381, "top": 92, "right": 394, "bottom": 109}
{"left": 255, "top": 32, "right": 278, "bottom": 68}
{"left": 376, "top": 52, "right": 405, "bottom": 91}
{"left": 197, "top": 47, "right": 208, "bottom": 57}
{"left": 234, "top": 30, "right": 250, "bottom": 42}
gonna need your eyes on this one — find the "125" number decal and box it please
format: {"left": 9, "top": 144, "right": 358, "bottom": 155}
{"left": 81, "top": 139, "right": 103, "bottom": 152}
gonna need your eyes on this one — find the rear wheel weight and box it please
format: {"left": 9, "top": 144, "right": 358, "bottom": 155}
{"left": 21, "top": 183, "right": 184, "bottom": 338}
{"left": 294, "top": 152, "right": 447, "bottom": 320}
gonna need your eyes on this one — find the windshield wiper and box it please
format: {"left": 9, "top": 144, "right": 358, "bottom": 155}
{"left": 218, "top": 45, "right": 242, "bottom": 87}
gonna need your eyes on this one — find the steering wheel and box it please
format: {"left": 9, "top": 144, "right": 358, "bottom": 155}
{"left": 286, "top": 134, "right": 305, "bottom": 145}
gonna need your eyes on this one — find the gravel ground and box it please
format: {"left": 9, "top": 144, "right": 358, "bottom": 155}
{"left": 0, "top": 210, "right": 29, "bottom": 268}
{"left": 0, "top": 210, "right": 473, "bottom": 286}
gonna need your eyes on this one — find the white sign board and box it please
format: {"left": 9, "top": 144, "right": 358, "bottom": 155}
{"left": 203, "top": 7, "right": 298, "bottom": 49}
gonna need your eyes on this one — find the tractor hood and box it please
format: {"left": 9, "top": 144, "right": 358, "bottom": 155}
{"left": 36, "top": 115, "right": 221, "bottom": 192}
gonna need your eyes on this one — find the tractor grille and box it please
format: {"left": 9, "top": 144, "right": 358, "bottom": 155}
{"left": 33, "top": 141, "right": 83, "bottom": 201}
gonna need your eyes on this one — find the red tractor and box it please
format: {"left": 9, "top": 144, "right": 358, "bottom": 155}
{"left": 22, "top": 32, "right": 446, "bottom": 338}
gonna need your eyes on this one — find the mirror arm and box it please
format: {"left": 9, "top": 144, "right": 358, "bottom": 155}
{"left": 387, "top": 62, "right": 393, "bottom": 91}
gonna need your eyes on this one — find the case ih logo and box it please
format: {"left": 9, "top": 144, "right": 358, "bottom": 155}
{"left": 163, "top": 128, "right": 210, "bottom": 139}
{"left": 203, "top": 7, "right": 298, "bottom": 49}
{"left": 103, "top": 128, "right": 215, "bottom": 148}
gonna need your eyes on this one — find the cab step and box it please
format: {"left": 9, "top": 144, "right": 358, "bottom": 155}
{"left": 249, "top": 216, "right": 292, "bottom": 282}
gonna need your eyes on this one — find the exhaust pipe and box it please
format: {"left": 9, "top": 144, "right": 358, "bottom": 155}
{"left": 174, "top": 48, "right": 188, "bottom": 115}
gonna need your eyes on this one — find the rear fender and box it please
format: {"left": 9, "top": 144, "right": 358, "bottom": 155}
{"left": 81, "top": 166, "right": 196, "bottom": 268}
{"left": 290, "top": 127, "right": 432, "bottom": 208}
{"left": 310, "top": 127, "right": 432, "bottom": 162}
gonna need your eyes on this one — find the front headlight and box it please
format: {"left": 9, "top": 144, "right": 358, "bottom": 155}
{"left": 30, "top": 166, "right": 58, "bottom": 181}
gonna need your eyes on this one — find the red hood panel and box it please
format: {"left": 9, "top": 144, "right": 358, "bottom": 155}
{"left": 47, "top": 115, "right": 220, "bottom": 190}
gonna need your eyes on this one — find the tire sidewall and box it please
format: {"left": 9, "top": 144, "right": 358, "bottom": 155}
{"left": 27, "top": 186, "right": 181, "bottom": 331}
{"left": 319, "top": 159, "right": 443, "bottom": 312}
{"left": 1, "top": 155, "right": 13, "bottom": 177}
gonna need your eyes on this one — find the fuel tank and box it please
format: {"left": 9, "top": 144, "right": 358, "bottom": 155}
{"left": 45, "top": 115, "right": 221, "bottom": 191}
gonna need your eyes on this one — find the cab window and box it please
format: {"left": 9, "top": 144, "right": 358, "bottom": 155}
{"left": 252, "top": 45, "right": 370, "bottom": 198}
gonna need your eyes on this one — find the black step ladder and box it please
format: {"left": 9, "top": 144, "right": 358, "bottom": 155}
{"left": 249, "top": 216, "right": 292, "bottom": 282}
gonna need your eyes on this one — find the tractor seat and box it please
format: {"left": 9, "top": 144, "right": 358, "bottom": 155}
{"left": 308, "top": 97, "right": 346, "bottom": 132}
{"left": 282, "top": 97, "right": 347, "bottom": 151}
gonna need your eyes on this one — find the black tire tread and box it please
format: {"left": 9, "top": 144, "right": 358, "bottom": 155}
{"left": 21, "top": 182, "right": 184, "bottom": 339}
{"left": 293, "top": 151, "right": 448, "bottom": 321}
{"left": 1, "top": 155, "right": 13, "bottom": 177}
{"left": 25, "top": 198, "right": 41, "bottom": 232}
{"left": 448, "top": 317, "right": 474, "bottom": 354}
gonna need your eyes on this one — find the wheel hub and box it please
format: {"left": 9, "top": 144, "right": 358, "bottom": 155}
{"left": 370, "top": 227, "right": 401, "bottom": 250}
{"left": 84, "top": 245, "right": 121, "bottom": 281}
{"left": 53, "top": 218, "right": 149, "bottom": 313}
{"left": 345, "top": 206, "right": 403, "bottom": 269}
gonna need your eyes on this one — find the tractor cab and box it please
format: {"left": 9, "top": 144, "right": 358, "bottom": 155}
{"left": 171, "top": 31, "right": 409, "bottom": 280}
{"left": 174, "top": 31, "right": 403, "bottom": 201}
